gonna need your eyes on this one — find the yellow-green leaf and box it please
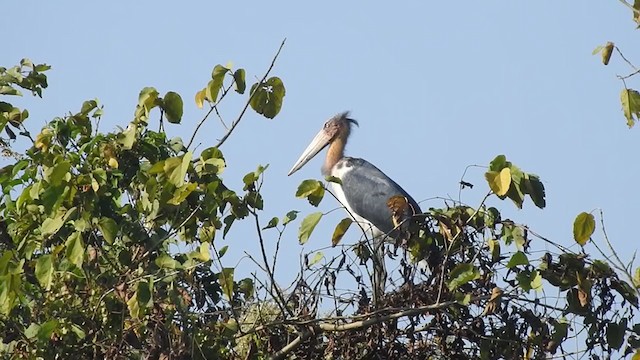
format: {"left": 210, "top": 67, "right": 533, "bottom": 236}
{"left": 621, "top": 88, "right": 640, "bottom": 128}
{"left": 168, "top": 182, "right": 197, "bottom": 205}
{"left": 298, "top": 212, "right": 323, "bottom": 245}
{"left": 295, "top": 179, "right": 325, "bottom": 207}
{"left": 331, "top": 218, "right": 352, "bottom": 247}
{"left": 220, "top": 267, "right": 234, "bottom": 300}
{"left": 98, "top": 217, "right": 118, "bottom": 244}
{"left": 35, "top": 255, "right": 53, "bottom": 290}
{"left": 573, "top": 212, "right": 595, "bottom": 246}
{"left": 602, "top": 42, "right": 614, "bottom": 65}
{"left": 65, "top": 232, "right": 84, "bottom": 267}
{"left": 447, "top": 263, "right": 480, "bottom": 291}
{"left": 308, "top": 251, "right": 324, "bottom": 267}
{"left": 162, "top": 91, "right": 183, "bottom": 124}
{"left": 195, "top": 89, "right": 206, "bottom": 109}
{"left": 485, "top": 167, "right": 511, "bottom": 196}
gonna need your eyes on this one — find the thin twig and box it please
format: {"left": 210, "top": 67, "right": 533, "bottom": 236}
{"left": 215, "top": 39, "right": 286, "bottom": 148}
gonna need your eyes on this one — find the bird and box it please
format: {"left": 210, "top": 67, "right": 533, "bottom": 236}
{"left": 287, "top": 112, "right": 422, "bottom": 304}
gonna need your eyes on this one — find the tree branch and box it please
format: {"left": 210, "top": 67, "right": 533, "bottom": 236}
{"left": 215, "top": 38, "right": 286, "bottom": 148}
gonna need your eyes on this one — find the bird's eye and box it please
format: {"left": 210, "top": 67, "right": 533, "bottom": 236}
{"left": 323, "top": 122, "right": 329, "bottom": 129}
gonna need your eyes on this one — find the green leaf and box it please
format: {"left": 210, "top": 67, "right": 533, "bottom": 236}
{"left": 168, "top": 182, "right": 197, "bottom": 205}
{"left": 38, "top": 319, "right": 59, "bottom": 341}
{"left": 573, "top": 212, "right": 595, "bottom": 246}
{"left": 621, "top": 88, "right": 640, "bottom": 128}
{"left": 601, "top": 42, "right": 614, "bottom": 65}
{"left": 98, "top": 217, "right": 118, "bottom": 244}
{"left": 195, "top": 242, "right": 211, "bottom": 262}
{"left": 485, "top": 168, "right": 511, "bottom": 196}
{"left": 447, "top": 263, "right": 480, "bottom": 291}
{"left": 24, "top": 323, "right": 40, "bottom": 339}
{"left": 206, "top": 65, "right": 229, "bottom": 103}
{"left": 607, "top": 321, "right": 625, "bottom": 350}
{"left": 136, "top": 279, "right": 153, "bottom": 308}
{"left": 162, "top": 91, "right": 183, "bottom": 124}
{"left": 220, "top": 267, "right": 234, "bottom": 300}
{"left": 611, "top": 279, "right": 639, "bottom": 307}
{"left": 137, "top": 87, "right": 159, "bottom": 119}
{"left": 298, "top": 212, "right": 323, "bottom": 245}
{"left": 127, "top": 292, "right": 140, "bottom": 319}
{"left": 308, "top": 251, "right": 324, "bottom": 267}
{"left": 35, "top": 255, "right": 53, "bottom": 290}
{"left": 155, "top": 254, "right": 182, "bottom": 269}
{"left": 238, "top": 278, "right": 254, "bottom": 299}
{"left": 65, "top": 232, "right": 84, "bottom": 267}
{"left": 296, "top": 179, "right": 325, "bottom": 207}
{"left": 218, "top": 245, "right": 229, "bottom": 258}
{"left": 249, "top": 76, "right": 286, "bottom": 119}
{"left": 118, "top": 123, "right": 137, "bottom": 150}
{"left": 263, "top": 217, "right": 279, "bottom": 230}
{"left": 283, "top": 210, "right": 299, "bottom": 225}
{"left": 41, "top": 216, "right": 64, "bottom": 237}
{"left": 506, "top": 251, "right": 529, "bottom": 269}
{"left": 331, "top": 218, "right": 352, "bottom": 247}
{"left": 325, "top": 175, "right": 342, "bottom": 185}
{"left": 48, "top": 160, "right": 71, "bottom": 186}
{"left": 489, "top": 154, "right": 508, "bottom": 171}
{"left": 70, "top": 324, "right": 86, "bottom": 339}
{"left": 522, "top": 173, "right": 546, "bottom": 209}
{"left": 233, "top": 69, "right": 246, "bottom": 94}
{"left": 164, "top": 152, "right": 192, "bottom": 187}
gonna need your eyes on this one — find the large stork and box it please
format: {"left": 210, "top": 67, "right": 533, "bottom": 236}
{"left": 288, "top": 112, "right": 421, "bottom": 303}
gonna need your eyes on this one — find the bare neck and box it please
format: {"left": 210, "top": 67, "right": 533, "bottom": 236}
{"left": 322, "top": 135, "right": 347, "bottom": 175}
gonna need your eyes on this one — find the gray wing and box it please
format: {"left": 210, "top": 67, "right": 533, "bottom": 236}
{"left": 340, "top": 157, "right": 421, "bottom": 236}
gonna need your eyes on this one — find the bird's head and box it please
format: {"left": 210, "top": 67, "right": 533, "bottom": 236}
{"left": 288, "top": 112, "right": 358, "bottom": 176}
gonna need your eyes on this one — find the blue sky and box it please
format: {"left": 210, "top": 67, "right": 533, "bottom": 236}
{"left": 3, "top": 2, "right": 639, "bottom": 291}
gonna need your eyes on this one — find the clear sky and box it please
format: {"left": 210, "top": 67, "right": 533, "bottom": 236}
{"left": 2, "top": 2, "right": 639, "bottom": 289}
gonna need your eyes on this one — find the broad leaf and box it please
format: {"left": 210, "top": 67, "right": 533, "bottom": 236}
{"left": 220, "top": 267, "right": 234, "bottom": 300}
{"left": 308, "top": 251, "right": 324, "bottom": 267}
{"left": 298, "top": 212, "right": 323, "bottom": 245}
{"left": 162, "top": 91, "right": 183, "bottom": 124}
{"left": 621, "top": 88, "right": 640, "bottom": 128}
{"left": 573, "top": 212, "right": 595, "bottom": 246}
{"left": 506, "top": 251, "right": 529, "bottom": 269}
{"left": 35, "top": 255, "right": 53, "bottom": 290}
{"left": 249, "top": 76, "right": 286, "bottom": 119}
{"left": 447, "top": 263, "right": 480, "bottom": 290}
{"left": 331, "top": 218, "right": 352, "bottom": 247}
{"left": 98, "top": 217, "right": 118, "bottom": 244}
{"left": 296, "top": 179, "right": 324, "bottom": 207}
{"left": 485, "top": 167, "right": 511, "bottom": 196}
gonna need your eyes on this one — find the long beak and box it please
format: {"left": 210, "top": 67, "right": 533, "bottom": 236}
{"left": 287, "top": 129, "right": 332, "bottom": 176}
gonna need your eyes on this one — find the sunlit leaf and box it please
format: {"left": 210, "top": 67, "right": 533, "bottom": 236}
{"left": 447, "top": 263, "right": 480, "bottom": 290}
{"left": 296, "top": 179, "right": 324, "bottom": 207}
{"left": 65, "top": 232, "right": 84, "bottom": 267}
{"left": 573, "top": 212, "right": 595, "bottom": 246}
{"left": 331, "top": 218, "right": 352, "bottom": 247}
{"left": 168, "top": 182, "right": 197, "bottom": 205}
{"left": 506, "top": 251, "right": 529, "bottom": 269}
{"left": 308, "top": 251, "right": 324, "bottom": 267}
{"left": 35, "top": 255, "right": 53, "bottom": 290}
{"left": 621, "top": 88, "right": 640, "bottom": 128}
{"left": 283, "top": 210, "right": 299, "bottom": 225}
{"left": 485, "top": 167, "right": 511, "bottom": 196}
{"left": 298, "top": 212, "right": 323, "bottom": 245}
{"left": 220, "top": 267, "right": 234, "bottom": 300}
{"left": 155, "top": 254, "right": 182, "bottom": 269}
{"left": 195, "top": 88, "right": 206, "bottom": 109}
